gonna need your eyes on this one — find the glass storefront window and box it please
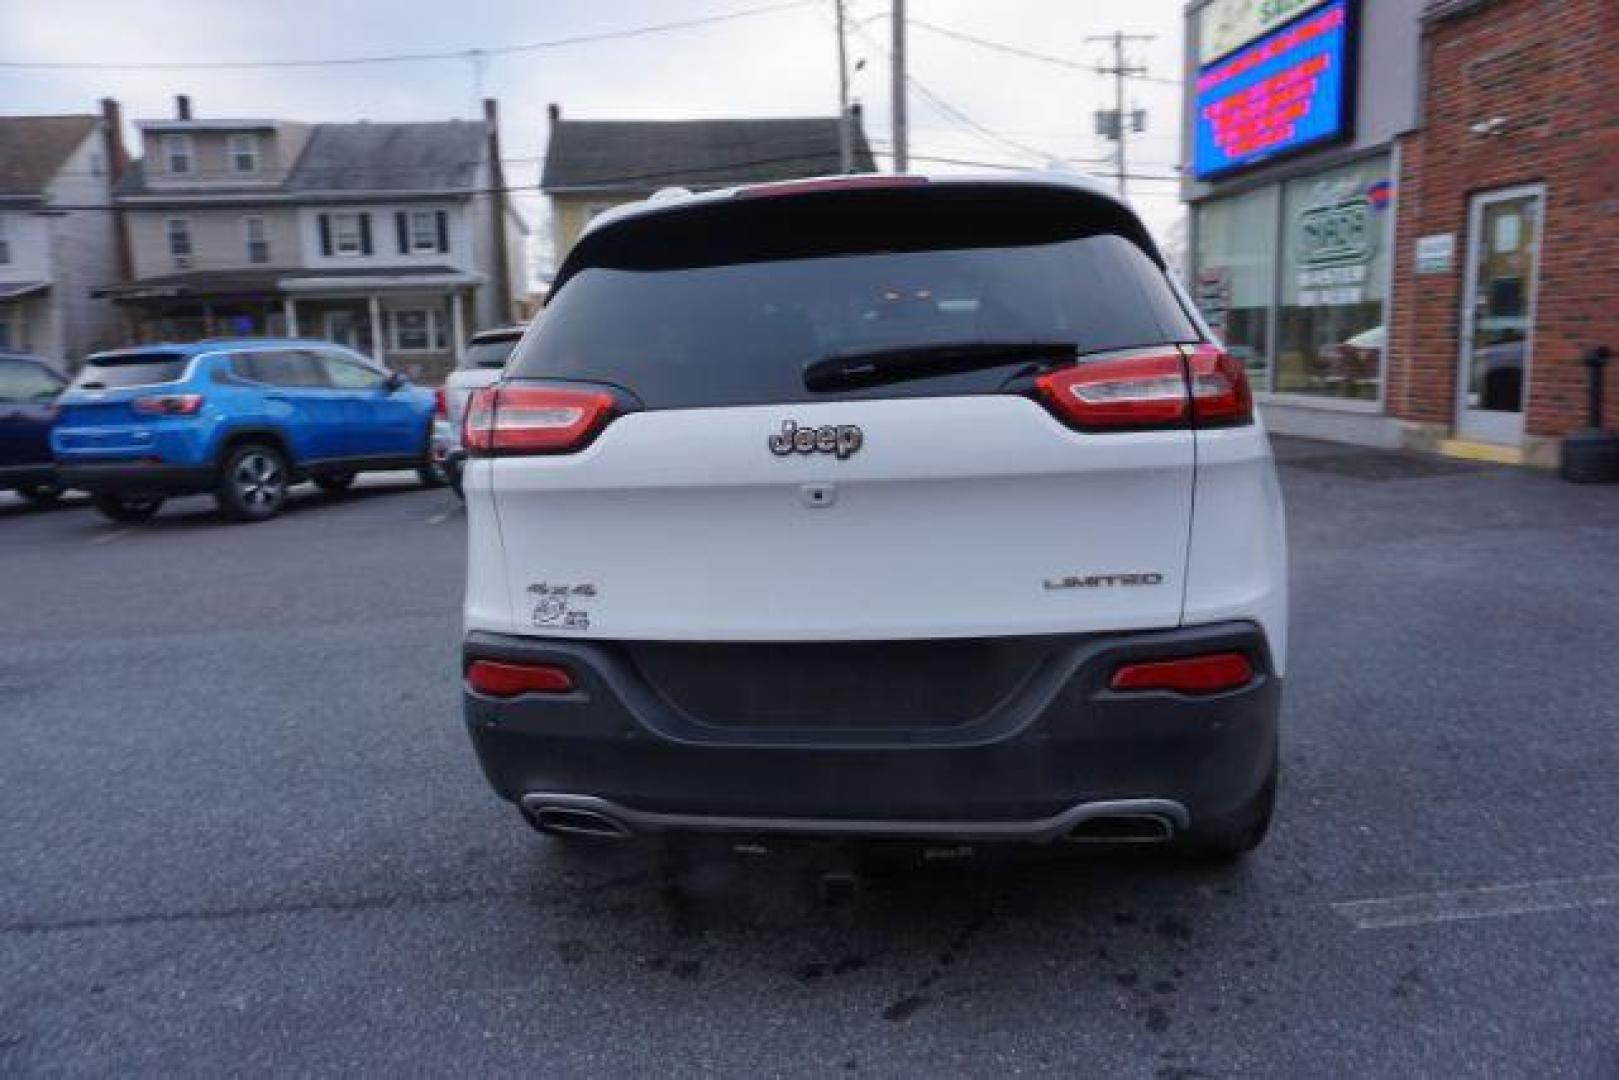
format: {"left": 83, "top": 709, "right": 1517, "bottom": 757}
{"left": 1192, "top": 186, "right": 1277, "bottom": 389}
{"left": 1275, "top": 157, "right": 1392, "bottom": 400}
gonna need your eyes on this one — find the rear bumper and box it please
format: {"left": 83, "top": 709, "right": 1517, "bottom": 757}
{"left": 56, "top": 461, "right": 216, "bottom": 496}
{"left": 462, "top": 621, "right": 1280, "bottom": 841}
{"left": 0, "top": 463, "right": 58, "bottom": 490}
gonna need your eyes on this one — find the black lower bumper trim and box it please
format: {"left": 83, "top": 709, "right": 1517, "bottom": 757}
{"left": 463, "top": 621, "right": 1282, "bottom": 836}
{"left": 57, "top": 462, "right": 216, "bottom": 496}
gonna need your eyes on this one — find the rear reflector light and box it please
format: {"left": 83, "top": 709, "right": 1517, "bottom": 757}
{"left": 433, "top": 386, "right": 448, "bottom": 419}
{"left": 1035, "top": 352, "right": 1189, "bottom": 430}
{"left": 1186, "top": 345, "right": 1253, "bottom": 426}
{"left": 131, "top": 394, "right": 204, "bottom": 416}
{"left": 466, "top": 660, "right": 575, "bottom": 697}
{"left": 462, "top": 385, "right": 618, "bottom": 456}
{"left": 738, "top": 175, "right": 930, "bottom": 198}
{"left": 1110, "top": 652, "right": 1255, "bottom": 695}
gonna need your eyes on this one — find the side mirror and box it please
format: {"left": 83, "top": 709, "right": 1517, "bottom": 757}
{"left": 383, "top": 371, "right": 407, "bottom": 393}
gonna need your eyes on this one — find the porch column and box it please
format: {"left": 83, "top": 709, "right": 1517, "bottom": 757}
{"left": 451, "top": 290, "right": 466, "bottom": 365}
{"left": 368, "top": 295, "right": 385, "bottom": 364}
{"left": 282, "top": 297, "right": 299, "bottom": 338}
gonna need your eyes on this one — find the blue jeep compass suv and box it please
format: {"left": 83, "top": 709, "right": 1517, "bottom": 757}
{"left": 54, "top": 339, "right": 443, "bottom": 523}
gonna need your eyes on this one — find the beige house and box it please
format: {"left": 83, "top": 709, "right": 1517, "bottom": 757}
{"left": 540, "top": 104, "right": 876, "bottom": 267}
{"left": 102, "top": 97, "right": 528, "bottom": 382}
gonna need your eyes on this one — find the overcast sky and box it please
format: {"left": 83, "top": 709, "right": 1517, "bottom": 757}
{"left": 1, "top": 0, "right": 1188, "bottom": 270}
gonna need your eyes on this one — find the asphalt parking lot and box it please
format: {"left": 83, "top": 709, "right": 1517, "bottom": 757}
{"left": 1, "top": 439, "right": 1616, "bottom": 1076}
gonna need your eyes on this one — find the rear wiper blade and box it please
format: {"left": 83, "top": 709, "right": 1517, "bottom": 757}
{"left": 803, "top": 341, "right": 1080, "bottom": 392}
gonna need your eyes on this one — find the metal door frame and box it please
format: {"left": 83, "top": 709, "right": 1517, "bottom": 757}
{"left": 1455, "top": 183, "right": 1546, "bottom": 445}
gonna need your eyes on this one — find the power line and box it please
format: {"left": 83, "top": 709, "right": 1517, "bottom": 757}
{"left": 909, "top": 18, "right": 1182, "bottom": 86}
{"left": 0, "top": 0, "right": 816, "bottom": 71}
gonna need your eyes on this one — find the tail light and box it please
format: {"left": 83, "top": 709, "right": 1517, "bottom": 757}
{"left": 466, "top": 660, "right": 575, "bottom": 697}
{"left": 1036, "top": 351, "right": 1189, "bottom": 430}
{"left": 1110, "top": 652, "right": 1254, "bottom": 695}
{"left": 1185, "top": 345, "right": 1253, "bottom": 426}
{"left": 1033, "top": 346, "right": 1251, "bottom": 431}
{"left": 462, "top": 385, "right": 618, "bottom": 456}
{"left": 433, "top": 386, "right": 448, "bottom": 419}
{"left": 132, "top": 394, "right": 204, "bottom": 416}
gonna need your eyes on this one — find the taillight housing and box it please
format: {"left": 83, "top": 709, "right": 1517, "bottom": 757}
{"left": 433, "top": 385, "right": 448, "bottom": 419}
{"left": 1185, "top": 345, "right": 1253, "bottom": 426}
{"left": 466, "top": 660, "right": 576, "bottom": 697}
{"left": 1033, "top": 346, "right": 1251, "bottom": 431}
{"left": 462, "top": 385, "right": 618, "bottom": 456}
{"left": 132, "top": 394, "right": 204, "bottom": 416}
{"left": 1109, "top": 652, "right": 1255, "bottom": 695}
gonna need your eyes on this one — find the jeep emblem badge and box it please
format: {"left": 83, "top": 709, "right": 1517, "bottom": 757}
{"left": 769, "top": 420, "right": 863, "bottom": 460}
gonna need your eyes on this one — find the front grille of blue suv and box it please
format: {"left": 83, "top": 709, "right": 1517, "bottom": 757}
{"left": 53, "top": 339, "right": 445, "bottom": 523}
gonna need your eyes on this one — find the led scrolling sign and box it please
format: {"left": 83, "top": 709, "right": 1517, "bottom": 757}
{"left": 1193, "top": 0, "right": 1356, "bottom": 180}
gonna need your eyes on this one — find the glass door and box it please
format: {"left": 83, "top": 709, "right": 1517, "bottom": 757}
{"left": 1456, "top": 186, "right": 1543, "bottom": 445}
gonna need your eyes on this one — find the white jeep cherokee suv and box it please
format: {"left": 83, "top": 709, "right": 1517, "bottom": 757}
{"left": 460, "top": 173, "right": 1286, "bottom": 860}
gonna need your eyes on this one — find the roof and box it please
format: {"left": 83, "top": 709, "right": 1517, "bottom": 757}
{"left": 86, "top": 338, "right": 348, "bottom": 359}
{"left": 95, "top": 264, "right": 464, "bottom": 299}
{"left": 288, "top": 122, "right": 485, "bottom": 193}
{"left": 541, "top": 117, "right": 876, "bottom": 193}
{"left": 0, "top": 281, "right": 51, "bottom": 301}
{"left": 0, "top": 115, "right": 98, "bottom": 197}
{"left": 117, "top": 120, "right": 488, "bottom": 199}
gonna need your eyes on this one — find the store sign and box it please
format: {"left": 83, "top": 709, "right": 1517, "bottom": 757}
{"left": 1199, "top": 0, "right": 1331, "bottom": 64}
{"left": 1414, "top": 233, "right": 1455, "bottom": 275}
{"left": 1297, "top": 196, "right": 1373, "bottom": 266}
{"left": 1193, "top": 0, "right": 1355, "bottom": 180}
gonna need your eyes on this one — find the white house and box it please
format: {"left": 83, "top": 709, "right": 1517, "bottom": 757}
{"left": 0, "top": 108, "right": 125, "bottom": 361}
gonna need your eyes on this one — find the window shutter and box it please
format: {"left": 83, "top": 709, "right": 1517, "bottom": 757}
{"left": 318, "top": 214, "right": 332, "bottom": 256}
{"left": 359, "top": 213, "right": 373, "bottom": 255}
{"left": 396, "top": 212, "right": 408, "bottom": 254}
{"left": 435, "top": 210, "right": 449, "bottom": 254}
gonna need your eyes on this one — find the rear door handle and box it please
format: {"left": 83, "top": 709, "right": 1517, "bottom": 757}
{"left": 265, "top": 392, "right": 289, "bottom": 402}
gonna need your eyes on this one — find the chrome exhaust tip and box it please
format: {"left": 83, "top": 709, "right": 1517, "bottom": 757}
{"left": 1065, "top": 813, "right": 1176, "bottom": 845}
{"left": 525, "top": 805, "right": 632, "bottom": 840}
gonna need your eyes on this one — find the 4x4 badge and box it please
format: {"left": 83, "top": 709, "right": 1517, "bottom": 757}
{"left": 769, "top": 420, "right": 863, "bottom": 460}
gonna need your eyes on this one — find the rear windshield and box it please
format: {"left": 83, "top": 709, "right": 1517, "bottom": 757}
{"left": 510, "top": 185, "right": 1199, "bottom": 408}
{"left": 460, "top": 339, "right": 518, "bottom": 370}
{"left": 71, "top": 353, "right": 190, "bottom": 390}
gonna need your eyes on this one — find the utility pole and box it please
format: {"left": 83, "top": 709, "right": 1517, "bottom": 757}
{"left": 836, "top": 0, "right": 852, "bottom": 173}
{"left": 1087, "top": 31, "right": 1152, "bottom": 198}
{"left": 891, "top": 0, "right": 908, "bottom": 173}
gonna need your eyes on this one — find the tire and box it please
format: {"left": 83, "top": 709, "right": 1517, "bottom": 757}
{"left": 91, "top": 493, "right": 164, "bottom": 523}
{"left": 313, "top": 472, "right": 355, "bottom": 494}
{"left": 16, "top": 480, "right": 65, "bottom": 505}
{"left": 448, "top": 459, "right": 464, "bottom": 500}
{"left": 1172, "top": 760, "right": 1277, "bottom": 864}
{"left": 216, "top": 442, "right": 290, "bottom": 522}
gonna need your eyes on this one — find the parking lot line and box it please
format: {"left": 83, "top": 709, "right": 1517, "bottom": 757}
{"left": 86, "top": 527, "right": 136, "bottom": 546}
{"left": 1333, "top": 873, "right": 1619, "bottom": 930}
{"left": 426, "top": 505, "right": 462, "bottom": 525}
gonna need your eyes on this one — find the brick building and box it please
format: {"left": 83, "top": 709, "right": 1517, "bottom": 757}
{"left": 1181, "top": 0, "right": 1618, "bottom": 465}
{"left": 1385, "top": 0, "right": 1619, "bottom": 465}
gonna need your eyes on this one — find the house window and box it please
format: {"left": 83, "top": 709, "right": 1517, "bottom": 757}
{"left": 228, "top": 134, "right": 260, "bottom": 174}
{"left": 389, "top": 308, "right": 447, "bottom": 352}
{"left": 0, "top": 216, "right": 9, "bottom": 264}
{"left": 163, "top": 134, "right": 194, "bottom": 176}
{"left": 331, "top": 213, "right": 364, "bottom": 256}
{"left": 243, "top": 216, "right": 269, "bottom": 265}
{"left": 409, "top": 210, "right": 439, "bottom": 253}
{"left": 90, "top": 152, "right": 106, "bottom": 177}
{"left": 0, "top": 316, "right": 11, "bottom": 351}
{"left": 166, "top": 218, "right": 193, "bottom": 267}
